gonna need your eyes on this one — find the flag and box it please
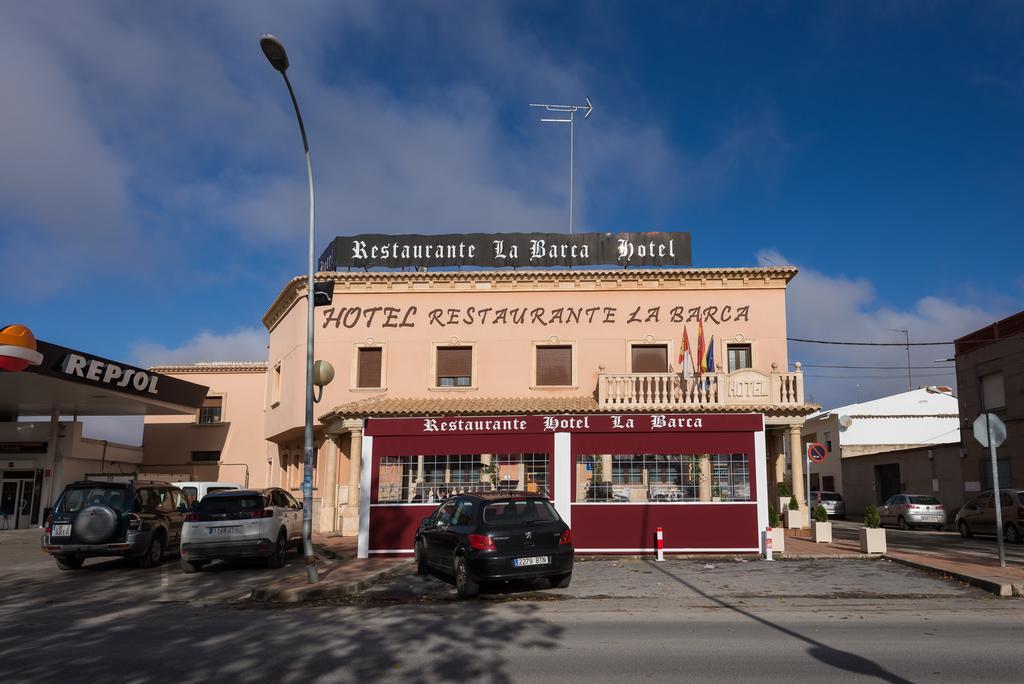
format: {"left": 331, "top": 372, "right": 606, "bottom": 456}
{"left": 697, "top": 320, "right": 706, "bottom": 374}
{"left": 678, "top": 326, "right": 694, "bottom": 380}
{"left": 706, "top": 335, "right": 715, "bottom": 373}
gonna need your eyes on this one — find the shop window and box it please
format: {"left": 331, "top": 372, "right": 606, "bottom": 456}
{"left": 727, "top": 344, "right": 752, "bottom": 372}
{"left": 357, "top": 347, "right": 383, "bottom": 388}
{"left": 631, "top": 344, "right": 668, "bottom": 373}
{"left": 197, "top": 395, "right": 223, "bottom": 424}
{"left": 536, "top": 345, "right": 572, "bottom": 386}
{"left": 436, "top": 346, "right": 472, "bottom": 387}
{"left": 191, "top": 450, "right": 221, "bottom": 462}
{"left": 575, "top": 453, "right": 750, "bottom": 503}
{"left": 376, "top": 453, "right": 549, "bottom": 503}
{"left": 980, "top": 372, "right": 1005, "bottom": 410}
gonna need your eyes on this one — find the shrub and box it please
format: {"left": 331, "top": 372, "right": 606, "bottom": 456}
{"left": 768, "top": 504, "right": 780, "bottom": 528}
{"left": 863, "top": 505, "right": 881, "bottom": 528}
{"left": 777, "top": 482, "right": 791, "bottom": 498}
{"left": 812, "top": 504, "right": 828, "bottom": 523}
{"left": 788, "top": 496, "right": 799, "bottom": 511}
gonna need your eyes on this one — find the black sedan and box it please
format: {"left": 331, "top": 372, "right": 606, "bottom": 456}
{"left": 414, "top": 491, "right": 574, "bottom": 598}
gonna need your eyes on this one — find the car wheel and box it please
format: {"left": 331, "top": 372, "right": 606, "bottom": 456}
{"left": 454, "top": 555, "right": 479, "bottom": 599}
{"left": 958, "top": 520, "right": 973, "bottom": 538}
{"left": 415, "top": 541, "right": 429, "bottom": 575}
{"left": 266, "top": 531, "right": 287, "bottom": 569}
{"left": 138, "top": 532, "right": 165, "bottom": 568}
{"left": 1005, "top": 524, "right": 1022, "bottom": 545}
{"left": 898, "top": 516, "right": 912, "bottom": 531}
{"left": 548, "top": 572, "right": 572, "bottom": 589}
{"left": 55, "top": 555, "right": 84, "bottom": 571}
{"left": 180, "top": 557, "right": 205, "bottom": 574}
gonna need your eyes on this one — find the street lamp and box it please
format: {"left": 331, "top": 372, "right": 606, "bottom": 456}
{"left": 260, "top": 33, "right": 318, "bottom": 584}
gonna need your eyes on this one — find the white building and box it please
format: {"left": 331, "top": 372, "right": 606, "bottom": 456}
{"left": 801, "top": 387, "right": 960, "bottom": 497}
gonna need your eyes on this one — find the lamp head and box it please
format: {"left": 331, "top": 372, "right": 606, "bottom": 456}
{"left": 260, "top": 34, "right": 289, "bottom": 72}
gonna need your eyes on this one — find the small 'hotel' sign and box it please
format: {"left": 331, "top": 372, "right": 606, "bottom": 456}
{"left": 318, "top": 231, "right": 691, "bottom": 270}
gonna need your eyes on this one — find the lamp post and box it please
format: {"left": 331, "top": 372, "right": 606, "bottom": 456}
{"left": 260, "top": 33, "right": 318, "bottom": 583}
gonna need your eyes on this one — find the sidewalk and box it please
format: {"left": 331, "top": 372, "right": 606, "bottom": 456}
{"left": 780, "top": 528, "right": 1024, "bottom": 597}
{"left": 250, "top": 533, "right": 411, "bottom": 603}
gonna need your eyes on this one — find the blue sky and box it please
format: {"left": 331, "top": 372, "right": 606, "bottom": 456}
{"left": 2, "top": 2, "right": 1022, "bottom": 436}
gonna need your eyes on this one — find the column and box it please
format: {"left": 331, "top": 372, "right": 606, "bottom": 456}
{"left": 788, "top": 425, "right": 806, "bottom": 526}
{"left": 341, "top": 420, "right": 364, "bottom": 537}
{"left": 699, "top": 455, "right": 712, "bottom": 502}
{"left": 319, "top": 437, "right": 338, "bottom": 533}
{"left": 773, "top": 430, "right": 786, "bottom": 490}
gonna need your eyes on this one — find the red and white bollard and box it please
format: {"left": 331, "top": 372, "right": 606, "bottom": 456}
{"left": 656, "top": 526, "right": 665, "bottom": 562}
{"left": 765, "top": 526, "right": 773, "bottom": 561}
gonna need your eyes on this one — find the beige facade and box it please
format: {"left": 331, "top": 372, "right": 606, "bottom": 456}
{"left": 141, "top": 363, "right": 270, "bottom": 488}
{"left": 260, "top": 267, "right": 818, "bottom": 533}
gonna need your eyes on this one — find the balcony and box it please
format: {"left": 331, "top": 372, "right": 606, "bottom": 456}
{"left": 598, "top": 363, "right": 805, "bottom": 409}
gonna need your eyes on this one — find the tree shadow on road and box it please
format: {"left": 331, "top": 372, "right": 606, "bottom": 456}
{"left": 645, "top": 560, "right": 913, "bottom": 684}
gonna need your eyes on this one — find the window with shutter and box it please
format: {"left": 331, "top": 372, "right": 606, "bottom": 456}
{"left": 727, "top": 344, "right": 752, "bottom": 372}
{"left": 536, "top": 345, "right": 572, "bottom": 386}
{"left": 436, "top": 346, "right": 472, "bottom": 387}
{"left": 631, "top": 344, "right": 668, "bottom": 373}
{"left": 197, "top": 396, "right": 223, "bottom": 424}
{"left": 357, "top": 347, "right": 383, "bottom": 388}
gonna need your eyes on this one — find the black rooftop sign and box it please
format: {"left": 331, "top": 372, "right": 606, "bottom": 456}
{"left": 318, "top": 231, "right": 692, "bottom": 271}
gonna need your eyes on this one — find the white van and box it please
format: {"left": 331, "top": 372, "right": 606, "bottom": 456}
{"left": 172, "top": 481, "right": 242, "bottom": 506}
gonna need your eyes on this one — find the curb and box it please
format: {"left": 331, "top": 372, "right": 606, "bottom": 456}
{"left": 883, "top": 554, "right": 1023, "bottom": 598}
{"left": 250, "top": 559, "right": 413, "bottom": 604}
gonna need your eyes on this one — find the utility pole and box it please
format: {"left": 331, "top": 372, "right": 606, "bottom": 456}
{"left": 890, "top": 328, "right": 912, "bottom": 390}
{"left": 529, "top": 98, "right": 593, "bottom": 235}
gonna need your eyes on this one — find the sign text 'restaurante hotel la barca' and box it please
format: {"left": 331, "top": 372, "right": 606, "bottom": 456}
{"left": 318, "top": 231, "right": 691, "bottom": 270}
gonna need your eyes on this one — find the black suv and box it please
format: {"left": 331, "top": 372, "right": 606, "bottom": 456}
{"left": 42, "top": 480, "right": 190, "bottom": 570}
{"left": 414, "top": 491, "right": 574, "bottom": 598}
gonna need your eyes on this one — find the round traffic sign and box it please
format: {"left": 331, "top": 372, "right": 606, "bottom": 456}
{"left": 807, "top": 443, "right": 827, "bottom": 463}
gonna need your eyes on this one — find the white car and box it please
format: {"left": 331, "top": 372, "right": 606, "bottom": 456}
{"left": 172, "top": 481, "right": 242, "bottom": 507}
{"left": 179, "top": 488, "right": 304, "bottom": 573}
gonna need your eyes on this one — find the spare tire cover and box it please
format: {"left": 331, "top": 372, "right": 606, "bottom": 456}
{"left": 73, "top": 505, "right": 119, "bottom": 543}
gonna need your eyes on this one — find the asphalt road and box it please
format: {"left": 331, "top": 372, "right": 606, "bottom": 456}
{"left": 830, "top": 520, "right": 1024, "bottom": 566}
{"left": 2, "top": 527, "right": 1021, "bottom": 683}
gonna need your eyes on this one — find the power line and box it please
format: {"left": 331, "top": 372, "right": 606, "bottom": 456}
{"left": 793, "top": 363, "right": 955, "bottom": 370}
{"left": 788, "top": 337, "right": 952, "bottom": 347}
{"left": 801, "top": 371, "right": 954, "bottom": 380}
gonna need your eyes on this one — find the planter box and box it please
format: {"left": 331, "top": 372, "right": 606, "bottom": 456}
{"left": 785, "top": 507, "right": 803, "bottom": 529}
{"left": 769, "top": 526, "right": 786, "bottom": 554}
{"left": 859, "top": 527, "right": 886, "bottom": 554}
{"left": 812, "top": 521, "right": 832, "bottom": 543}
{"left": 779, "top": 497, "right": 793, "bottom": 513}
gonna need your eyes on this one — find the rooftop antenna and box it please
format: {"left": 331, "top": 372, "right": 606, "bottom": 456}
{"left": 530, "top": 98, "right": 593, "bottom": 235}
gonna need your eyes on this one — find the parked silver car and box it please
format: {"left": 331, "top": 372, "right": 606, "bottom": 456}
{"left": 809, "top": 491, "right": 845, "bottom": 519}
{"left": 878, "top": 494, "right": 945, "bottom": 530}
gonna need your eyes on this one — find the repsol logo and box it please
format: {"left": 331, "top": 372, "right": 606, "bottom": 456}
{"left": 60, "top": 353, "right": 159, "bottom": 394}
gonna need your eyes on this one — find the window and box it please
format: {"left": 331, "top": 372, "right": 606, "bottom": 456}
{"left": 436, "top": 346, "right": 472, "bottom": 387}
{"left": 198, "top": 395, "right": 223, "bottom": 424}
{"left": 981, "top": 460, "right": 1011, "bottom": 490}
{"left": 357, "top": 347, "right": 383, "bottom": 388}
{"left": 271, "top": 363, "right": 282, "bottom": 406}
{"left": 575, "top": 453, "right": 750, "bottom": 502}
{"left": 454, "top": 499, "right": 475, "bottom": 526}
{"left": 181, "top": 486, "right": 199, "bottom": 505}
{"left": 727, "top": 344, "right": 752, "bottom": 372}
{"left": 376, "top": 453, "right": 550, "bottom": 503}
{"left": 536, "top": 345, "right": 572, "bottom": 386}
{"left": 631, "top": 344, "right": 668, "bottom": 373}
{"left": 437, "top": 499, "right": 458, "bottom": 525}
{"left": 191, "top": 450, "right": 221, "bottom": 462}
{"left": 980, "top": 372, "right": 1005, "bottom": 410}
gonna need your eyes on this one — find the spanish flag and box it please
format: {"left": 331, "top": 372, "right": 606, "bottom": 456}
{"left": 678, "top": 326, "right": 694, "bottom": 380}
{"left": 697, "top": 319, "right": 706, "bottom": 374}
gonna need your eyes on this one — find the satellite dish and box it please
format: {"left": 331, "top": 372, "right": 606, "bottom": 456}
{"left": 838, "top": 415, "right": 853, "bottom": 429}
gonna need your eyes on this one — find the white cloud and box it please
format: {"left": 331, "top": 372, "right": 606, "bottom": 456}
{"left": 759, "top": 249, "right": 1009, "bottom": 409}
{"left": 132, "top": 327, "right": 267, "bottom": 368}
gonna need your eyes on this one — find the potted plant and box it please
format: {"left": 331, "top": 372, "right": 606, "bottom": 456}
{"left": 859, "top": 504, "right": 886, "bottom": 553}
{"left": 767, "top": 504, "right": 785, "bottom": 554}
{"left": 785, "top": 495, "right": 802, "bottom": 529}
{"left": 777, "top": 482, "right": 792, "bottom": 515}
{"left": 812, "top": 504, "right": 832, "bottom": 543}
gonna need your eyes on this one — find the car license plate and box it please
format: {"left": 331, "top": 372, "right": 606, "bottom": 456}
{"left": 52, "top": 524, "right": 71, "bottom": 537}
{"left": 514, "top": 556, "right": 549, "bottom": 567}
{"left": 208, "top": 526, "right": 240, "bottom": 536}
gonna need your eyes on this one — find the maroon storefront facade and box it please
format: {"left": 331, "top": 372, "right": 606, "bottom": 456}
{"left": 357, "top": 413, "right": 769, "bottom": 557}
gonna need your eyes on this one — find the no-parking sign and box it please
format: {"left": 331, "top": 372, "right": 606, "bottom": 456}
{"left": 807, "top": 442, "right": 827, "bottom": 463}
